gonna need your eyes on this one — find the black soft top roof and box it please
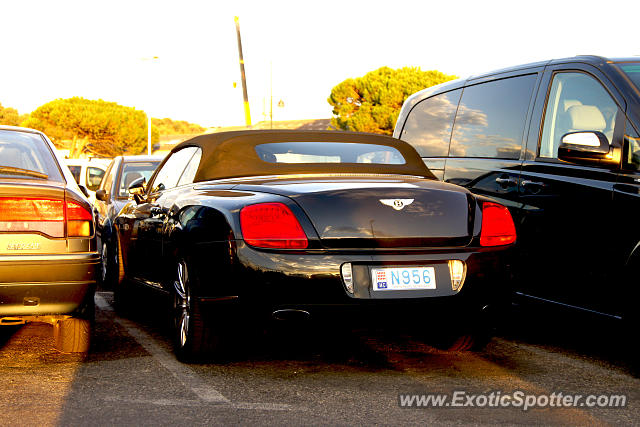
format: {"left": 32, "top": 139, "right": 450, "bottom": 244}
{"left": 170, "top": 130, "right": 435, "bottom": 182}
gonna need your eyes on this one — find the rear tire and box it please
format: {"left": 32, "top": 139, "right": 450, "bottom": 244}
{"left": 54, "top": 318, "right": 91, "bottom": 353}
{"left": 172, "top": 257, "right": 221, "bottom": 362}
{"left": 431, "top": 313, "right": 493, "bottom": 352}
{"left": 435, "top": 332, "right": 489, "bottom": 351}
{"left": 53, "top": 288, "right": 94, "bottom": 353}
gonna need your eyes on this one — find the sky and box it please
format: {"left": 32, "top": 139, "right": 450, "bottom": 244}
{"left": 2, "top": 0, "right": 639, "bottom": 128}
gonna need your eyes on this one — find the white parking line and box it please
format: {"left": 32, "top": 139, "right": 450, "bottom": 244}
{"left": 95, "top": 293, "right": 229, "bottom": 403}
{"left": 94, "top": 293, "right": 298, "bottom": 411}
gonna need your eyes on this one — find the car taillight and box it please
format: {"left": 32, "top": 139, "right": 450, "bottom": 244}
{"left": 479, "top": 202, "right": 516, "bottom": 247}
{"left": 0, "top": 197, "right": 65, "bottom": 237}
{"left": 240, "top": 202, "right": 308, "bottom": 249}
{"left": 65, "top": 199, "right": 93, "bottom": 237}
{"left": 0, "top": 197, "right": 92, "bottom": 238}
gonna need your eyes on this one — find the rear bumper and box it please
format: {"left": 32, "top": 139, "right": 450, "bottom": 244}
{"left": 0, "top": 252, "right": 99, "bottom": 317}
{"left": 192, "top": 242, "right": 512, "bottom": 322}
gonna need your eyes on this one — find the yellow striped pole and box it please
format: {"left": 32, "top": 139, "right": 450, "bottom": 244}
{"left": 234, "top": 16, "right": 251, "bottom": 126}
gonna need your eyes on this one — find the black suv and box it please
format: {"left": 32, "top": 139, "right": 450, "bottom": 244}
{"left": 394, "top": 55, "right": 640, "bottom": 324}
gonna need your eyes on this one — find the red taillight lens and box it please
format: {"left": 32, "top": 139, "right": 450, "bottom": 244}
{"left": 240, "top": 202, "right": 308, "bottom": 249}
{"left": 480, "top": 202, "right": 516, "bottom": 247}
{"left": 65, "top": 199, "right": 93, "bottom": 237}
{"left": 0, "top": 197, "right": 92, "bottom": 238}
{"left": 0, "top": 197, "right": 65, "bottom": 237}
{"left": 0, "top": 197, "right": 64, "bottom": 221}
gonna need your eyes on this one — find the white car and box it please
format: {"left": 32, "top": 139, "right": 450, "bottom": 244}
{"left": 64, "top": 158, "right": 110, "bottom": 202}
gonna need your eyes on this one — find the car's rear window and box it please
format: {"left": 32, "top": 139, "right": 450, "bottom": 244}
{"left": 0, "top": 130, "right": 64, "bottom": 182}
{"left": 617, "top": 63, "right": 640, "bottom": 92}
{"left": 254, "top": 142, "right": 406, "bottom": 165}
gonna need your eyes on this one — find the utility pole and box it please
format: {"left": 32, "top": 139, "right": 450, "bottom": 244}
{"left": 234, "top": 16, "right": 251, "bottom": 126}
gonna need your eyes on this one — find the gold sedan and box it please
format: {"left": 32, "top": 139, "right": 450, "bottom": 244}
{"left": 0, "top": 126, "right": 99, "bottom": 352}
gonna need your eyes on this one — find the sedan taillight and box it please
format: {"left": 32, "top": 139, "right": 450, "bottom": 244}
{"left": 65, "top": 199, "right": 93, "bottom": 237}
{"left": 240, "top": 202, "right": 308, "bottom": 249}
{"left": 0, "top": 197, "right": 92, "bottom": 238}
{"left": 479, "top": 202, "right": 516, "bottom": 247}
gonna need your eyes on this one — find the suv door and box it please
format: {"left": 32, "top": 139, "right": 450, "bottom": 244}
{"left": 612, "top": 118, "right": 640, "bottom": 319}
{"left": 518, "top": 64, "right": 626, "bottom": 315}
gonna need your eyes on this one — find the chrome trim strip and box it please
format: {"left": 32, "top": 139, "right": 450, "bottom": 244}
{"left": 0, "top": 252, "right": 100, "bottom": 263}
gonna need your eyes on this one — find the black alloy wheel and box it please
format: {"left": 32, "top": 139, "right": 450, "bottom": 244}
{"left": 172, "top": 257, "right": 219, "bottom": 361}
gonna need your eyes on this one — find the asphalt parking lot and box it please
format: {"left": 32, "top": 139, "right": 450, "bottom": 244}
{"left": 0, "top": 291, "right": 638, "bottom": 426}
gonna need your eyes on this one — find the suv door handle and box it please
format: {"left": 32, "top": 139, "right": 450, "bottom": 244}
{"left": 495, "top": 176, "right": 518, "bottom": 186}
{"left": 521, "top": 180, "right": 546, "bottom": 188}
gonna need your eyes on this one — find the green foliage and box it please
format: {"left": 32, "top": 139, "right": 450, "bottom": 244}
{"left": 328, "top": 67, "right": 458, "bottom": 135}
{"left": 152, "top": 117, "right": 205, "bottom": 135}
{"left": 21, "top": 97, "right": 156, "bottom": 157}
{"left": 0, "top": 103, "right": 27, "bottom": 126}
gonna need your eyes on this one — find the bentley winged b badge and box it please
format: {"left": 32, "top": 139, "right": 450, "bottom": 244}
{"left": 379, "top": 198, "right": 414, "bottom": 211}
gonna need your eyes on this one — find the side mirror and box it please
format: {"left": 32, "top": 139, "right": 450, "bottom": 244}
{"left": 95, "top": 189, "right": 109, "bottom": 202}
{"left": 128, "top": 177, "right": 147, "bottom": 204}
{"left": 557, "top": 131, "right": 617, "bottom": 166}
{"left": 78, "top": 184, "right": 91, "bottom": 198}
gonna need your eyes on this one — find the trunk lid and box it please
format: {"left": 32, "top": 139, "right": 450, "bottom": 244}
{"left": 236, "top": 177, "right": 475, "bottom": 248}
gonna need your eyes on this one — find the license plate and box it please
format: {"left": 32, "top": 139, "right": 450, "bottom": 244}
{"left": 371, "top": 266, "right": 436, "bottom": 291}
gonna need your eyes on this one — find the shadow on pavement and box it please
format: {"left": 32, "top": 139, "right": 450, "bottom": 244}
{"left": 497, "top": 303, "right": 638, "bottom": 377}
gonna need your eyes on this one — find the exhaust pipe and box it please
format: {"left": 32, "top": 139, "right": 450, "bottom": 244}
{"left": 272, "top": 309, "right": 311, "bottom": 322}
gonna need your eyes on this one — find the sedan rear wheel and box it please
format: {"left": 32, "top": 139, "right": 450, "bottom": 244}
{"left": 53, "top": 291, "right": 94, "bottom": 353}
{"left": 172, "top": 258, "right": 220, "bottom": 361}
{"left": 54, "top": 318, "right": 91, "bottom": 353}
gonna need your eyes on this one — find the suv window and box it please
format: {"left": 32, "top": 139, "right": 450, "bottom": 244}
{"left": 399, "top": 89, "right": 462, "bottom": 157}
{"left": 150, "top": 147, "right": 198, "bottom": 192}
{"left": 449, "top": 74, "right": 536, "bottom": 159}
{"left": 539, "top": 72, "right": 620, "bottom": 159}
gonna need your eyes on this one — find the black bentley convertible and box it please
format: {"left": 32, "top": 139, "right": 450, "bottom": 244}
{"left": 114, "top": 130, "right": 516, "bottom": 360}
